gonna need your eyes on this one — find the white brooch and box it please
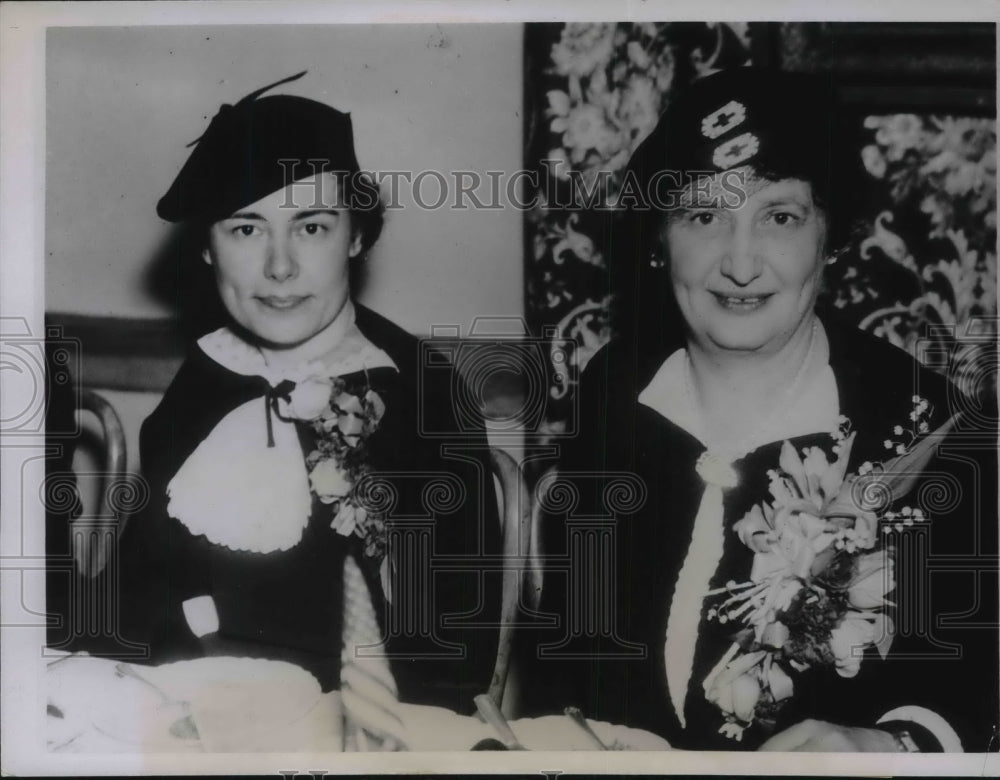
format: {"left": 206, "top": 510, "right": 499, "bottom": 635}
{"left": 712, "top": 132, "right": 760, "bottom": 170}
{"left": 695, "top": 451, "right": 739, "bottom": 489}
{"left": 701, "top": 100, "right": 747, "bottom": 139}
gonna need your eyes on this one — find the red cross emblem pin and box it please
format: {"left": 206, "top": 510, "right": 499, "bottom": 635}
{"left": 712, "top": 132, "right": 760, "bottom": 169}
{"left": 701, "top": 100, "right": 747, "bottom": 140}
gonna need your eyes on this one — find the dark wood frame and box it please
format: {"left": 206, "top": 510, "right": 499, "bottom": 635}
{"left": 752, "top": 22, "right": 995, "bottom": 116}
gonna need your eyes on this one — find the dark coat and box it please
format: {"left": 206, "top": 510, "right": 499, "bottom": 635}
{"left": 526, "top": 313, "right": 998, "bottom": 751}
{"left": 112, "top": 305, "right": 501, "bottom": 713}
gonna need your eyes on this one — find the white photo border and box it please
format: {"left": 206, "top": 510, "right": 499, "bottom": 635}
{"left": 2, "top": 0, "right": 998, "bottom": 775}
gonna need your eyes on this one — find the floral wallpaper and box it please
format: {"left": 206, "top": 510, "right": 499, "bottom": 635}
{"left": 524, "top": 22, "right": 997, "bottom": 436}
{"left": 832, "top": 114, "right": 997, "bottom": 401}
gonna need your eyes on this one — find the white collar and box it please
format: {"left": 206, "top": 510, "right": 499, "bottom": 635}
{"left": 637, "top": 335, "right": 841, "bottom": 455}
{"left": 197, "top": 300, "right": 398, "bottom": 386}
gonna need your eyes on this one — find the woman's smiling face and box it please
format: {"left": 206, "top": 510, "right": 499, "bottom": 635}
{"left": 203, "top": 173, "right": 362, "bottom": 353}
{"left": 665, "top": 173, "right": 827, "bottom": 357}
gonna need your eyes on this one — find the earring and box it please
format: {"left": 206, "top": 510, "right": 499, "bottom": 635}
{"left": 649, "top": 252, "right": 666, "bottom": 270}
{"left": 825, "top": 255, "right": 838, "bottom": 266}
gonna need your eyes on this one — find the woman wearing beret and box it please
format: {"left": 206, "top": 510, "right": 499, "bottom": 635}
{"left": 112, "top": 74, "right": 501, "bottom": 728}
{"left": 530, "top": 68, "right": 997, "bottom": 752}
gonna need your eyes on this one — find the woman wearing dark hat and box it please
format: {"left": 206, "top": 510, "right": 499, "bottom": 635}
{"left": 113, "top": 74, "right": 501, "bottom": 735}
{"left": 529, "top": 68, "right": 997, "bottom": 752}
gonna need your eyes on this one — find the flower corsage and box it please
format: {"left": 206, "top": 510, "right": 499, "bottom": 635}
{"left": 280, "top": 373, "right": 391, "bottom": 592}
{"left": 702, "top": 398, "right": 958, "bottom": 740}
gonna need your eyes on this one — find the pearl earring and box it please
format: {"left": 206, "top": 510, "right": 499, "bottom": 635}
{"left": 649, "top": 253, "right": 666, "bottom": 270}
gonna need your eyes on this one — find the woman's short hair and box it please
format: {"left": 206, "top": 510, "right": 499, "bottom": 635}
{"left": 340, "top": 171, "right": 385, "bottom": 255}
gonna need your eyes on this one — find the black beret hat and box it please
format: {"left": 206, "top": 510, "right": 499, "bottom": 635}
{"left": 157, "top": 71, "right": 361, "bottom": 223}
{"left": 626, "top": 67, "right": 845, "bottom": 207}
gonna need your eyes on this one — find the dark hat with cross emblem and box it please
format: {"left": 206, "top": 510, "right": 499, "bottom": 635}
{"left": 610, "top": 68, "right": 861, "bottom": 359}
{"left": 157, "top": 71, "right": 362, "bottom": 223}
{"left": 627, "top": 67, "right": 846, "bottom": 208}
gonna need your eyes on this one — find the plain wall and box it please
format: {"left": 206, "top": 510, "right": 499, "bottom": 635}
{"left": 46, "top": 24, "right": 525, "bottom": 334}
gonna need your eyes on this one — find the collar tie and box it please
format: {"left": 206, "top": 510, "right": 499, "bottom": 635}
{"left": 265, "top": 379, "right": 297, "bottom": 447}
